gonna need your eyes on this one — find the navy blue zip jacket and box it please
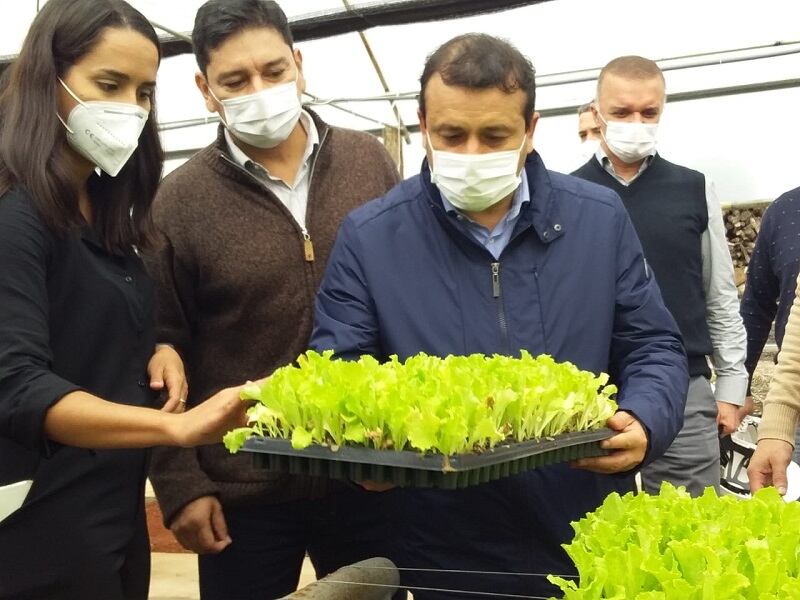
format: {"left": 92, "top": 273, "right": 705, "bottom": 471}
{"left": 309, "top": 152, "right": 688, "bottom": 598}
{"left": 311, "top": 152, "right": 687, "bottom": 461}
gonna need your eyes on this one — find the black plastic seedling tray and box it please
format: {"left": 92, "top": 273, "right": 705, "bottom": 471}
{"left": 242, "top": 428, "right": 614, "bottom": 489}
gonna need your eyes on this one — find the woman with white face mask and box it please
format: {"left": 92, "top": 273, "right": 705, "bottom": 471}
{"left": 0, "top": 1, "right": 250, "bottom": 598}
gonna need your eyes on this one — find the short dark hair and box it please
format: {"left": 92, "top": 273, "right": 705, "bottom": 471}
{"left": 193, "top": 0, "right": 293, "bottom": 74}
{"left": 419, "top": 34, "right": 536, "bottom": 123}
{"left": 0, "top": 0, "right": 163, "bottom": 254}
{"left": 577, "top": 101, "right": 593, "bottom": 115}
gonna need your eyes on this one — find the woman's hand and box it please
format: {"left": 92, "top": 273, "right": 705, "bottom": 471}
{"left": 169, "top": 385, "right": 250, "bottom": 447}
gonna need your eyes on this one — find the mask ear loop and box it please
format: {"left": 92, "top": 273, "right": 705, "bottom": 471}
{"left": 58, "top": 78, "right": 84, "bottom": 105}
{"left": 56, "top": 78, "right": 83, "bottom": 135}
{"left": 593, "top": 108, "right": 613, "bottom": 149}
{"left": 55, "top": 113, "right": 73, "bottom": 135}
{"left": 425, "top": 129, "right": 437, "bottom": 173}
{"left": 206, "top": 86, "right": 231, "bottom": 127}
{"left": 517, "top": 131, "right": 531, "bottom": 172}
{"left": 518, "top": 131, "right": 529, "bottom": 153}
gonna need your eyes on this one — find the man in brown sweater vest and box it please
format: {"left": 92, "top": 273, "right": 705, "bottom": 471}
{"left": 145, "top": 2, "right": 401, "bottom": 598}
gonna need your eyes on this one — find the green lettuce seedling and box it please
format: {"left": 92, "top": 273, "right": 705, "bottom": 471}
{"left": 548, "top": 482, "right": 800, "bottom": 599}
{"left": 224, "top": 350, "right": 617, "bottom": 456}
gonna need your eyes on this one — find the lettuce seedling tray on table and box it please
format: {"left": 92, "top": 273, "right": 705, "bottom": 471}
{"left": 242, "top": 428, "right": 614, "bottom": 489}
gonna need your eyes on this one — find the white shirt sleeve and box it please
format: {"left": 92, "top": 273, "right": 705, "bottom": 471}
{"left": 701, "top": 176, "right": 749, "bottom": 405}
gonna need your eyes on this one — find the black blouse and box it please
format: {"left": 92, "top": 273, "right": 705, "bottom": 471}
{"left": 0, "top": 187, "right": 157, "bottom": 488}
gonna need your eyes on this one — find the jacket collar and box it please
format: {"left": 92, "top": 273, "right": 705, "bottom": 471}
{"left": 420, "top": 150, "right": 564, "bottom": 245}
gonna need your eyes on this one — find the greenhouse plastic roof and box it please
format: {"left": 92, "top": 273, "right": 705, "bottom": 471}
{"left": 2, "top": 0, "right": 800, "bottom": 203}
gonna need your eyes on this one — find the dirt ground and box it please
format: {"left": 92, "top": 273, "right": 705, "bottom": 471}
{"left": 749, "top": 350, "right": 778, "bottom": 415}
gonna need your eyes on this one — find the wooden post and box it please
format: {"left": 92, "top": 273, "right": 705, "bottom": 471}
{"left": 382, "top": 126, "right": 403, "bottom": 174}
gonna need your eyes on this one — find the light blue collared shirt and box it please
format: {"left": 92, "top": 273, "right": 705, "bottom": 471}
{"left": 440, "top": 171, "right": 530, "bottom": 260}
{"left": 224, "top": 110, "right": 319, "bottom": 229}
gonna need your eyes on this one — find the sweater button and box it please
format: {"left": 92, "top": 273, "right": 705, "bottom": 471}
{"left": 124, "top": 275, "right": 133, "bottom": 283}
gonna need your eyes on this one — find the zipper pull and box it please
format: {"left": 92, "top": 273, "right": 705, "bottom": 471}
{"left": 303, "top": 232, "right": 315, "bottom": 262}
{"left": 491, "top": 262, "right": 501, "bottom": 298}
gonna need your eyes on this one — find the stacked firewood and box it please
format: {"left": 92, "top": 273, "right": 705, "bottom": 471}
{"left": 724, "top": 204, "right": 766, "bottom": 270}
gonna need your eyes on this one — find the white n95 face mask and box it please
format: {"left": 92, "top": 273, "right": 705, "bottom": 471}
{"left": 214, "top": 80, "right": 302, "bottom": 149}
{"left": 597, "top": 111, "right": 658, "bottom": 164}
{"left": 58, "top": 79, "right": 149, "bottom": 177}
{"left": 428, "top": 132, "right": 528, "bottom": 213}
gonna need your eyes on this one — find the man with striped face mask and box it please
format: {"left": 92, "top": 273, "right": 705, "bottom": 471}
{"left": 573, "top": 55, "right": 749, "bottom": 498}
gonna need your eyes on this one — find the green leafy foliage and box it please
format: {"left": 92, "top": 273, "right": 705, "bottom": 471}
{"left": 223, "top": 350, "right": 617, "bottom": 455}
{"left": 548, "top": 482, "right": 800, "bottom": 600}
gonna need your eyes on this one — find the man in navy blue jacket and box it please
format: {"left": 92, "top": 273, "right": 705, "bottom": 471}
{"left": 310, "top": 34, "right": 688, "bottom": 599}
{"left": 741, "top": 187, "right": 800, "bottom": 462}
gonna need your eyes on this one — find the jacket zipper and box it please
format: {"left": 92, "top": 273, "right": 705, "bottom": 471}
{"left": 301, "top": 127, "right": 329, "bottom": 264}
{"left": 491, "top": 262, "right": 511, "bottom": 352}
{"left": 218, "top": 125, "right": 330, "bottom": 265}
{"left": 220, "top": 153, "right": 317, "bottom": 263}
{"left": 302, "top": 232, "right": 315, "bottom": 261}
